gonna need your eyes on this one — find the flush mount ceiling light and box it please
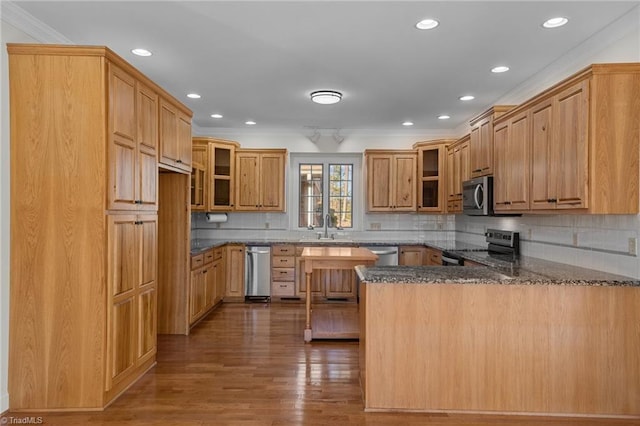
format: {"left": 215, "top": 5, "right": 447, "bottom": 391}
{"left": 187, "top": 93, "right": 201, "bottom": 99}
{"left": 415, "top": 18, "right": 439, "bottom": 30}
{"left": 131, "top": 48, "right": 152, "bottom": 57}
{"left": 402, "top": 121, "right": 414, "bottom": 126}
{"left": 543, "top": 17, "right": 568, "bottom": 28}
{"left": 245, "top": 120, "right": 257, "bottom": 125}
{"left": 459, "top": 95, "right": 475, "bottom": 101}
{"left": 310, "top": 90, "right": 342, "bottom": 105}
{"left": 210, "top": 114, "right": 223, "bottom": 118}
{"left": 491, "top": 65, "right": 510, "bottom": 73}
{"left": 438, "top": 115, "right": 450, "bottom": 120}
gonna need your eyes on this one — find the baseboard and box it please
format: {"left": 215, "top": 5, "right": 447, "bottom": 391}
{"left": 1, "top": 392, "right": 9, "bottom": 414}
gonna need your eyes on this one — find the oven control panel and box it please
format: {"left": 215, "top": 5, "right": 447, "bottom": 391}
{"left": 485, "top": 229, "right": 519, "bottom": 248}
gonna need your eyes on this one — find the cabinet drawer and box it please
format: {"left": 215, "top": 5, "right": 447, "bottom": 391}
{"left": 204, "top": 249, "right": 215, "bottom": 264}
{"left": 272, "top": 256, "right": 295, "bottom": 268}
{"left": 429, "top": 253, "right": 442, "bottom": 265}
{"left": 273, "top": 268, "right": 295, "bottom": 281}
{"left": 213, "top": 247, "right": 223, "bottom": 260}
{"left": 272, "top": 281, "right": 295, "bottom": 296}
{"left": 272, "top": 245, "right": 295, "bottom": 256}
{"left": 191, "top": 254, "right": 204, "bottom": 270}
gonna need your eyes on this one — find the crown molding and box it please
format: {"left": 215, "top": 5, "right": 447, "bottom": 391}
{"left": 1, "top": 1, "right": 73, "bottom": 44}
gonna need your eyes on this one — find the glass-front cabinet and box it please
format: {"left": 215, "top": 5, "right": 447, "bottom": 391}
{"left": 413, "top": 140, "right": 453, "bottom": 213}
{"left": 190, "top": 144, "right": 207, "bottom": 211}
{"left": 191, "top": 137, "right": 240, "bottom": 212}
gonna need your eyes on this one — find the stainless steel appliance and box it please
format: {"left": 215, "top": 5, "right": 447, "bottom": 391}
{"left": 362, "top": 246, "right": 398, "bottom": 266}
{"left": 441, "top": 251, "right": 465, "bottom": 266}
{"left": 245, "top": 246, "right": 271, "bottom": 302}
{"left": 462, "top": 176, "right": 493, "bottom": 216}
{"left": 486, "top": 229, "right": 520, "bottom": 259}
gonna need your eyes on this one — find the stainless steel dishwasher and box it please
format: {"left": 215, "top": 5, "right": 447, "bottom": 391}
{"left": 245, "top": 246, "right": 271, "bottom": 302}
{"left": 361, "top": 246, "right": 399, "bottom": 266}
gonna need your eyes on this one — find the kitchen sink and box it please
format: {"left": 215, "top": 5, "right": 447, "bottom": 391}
{"left": 298, "top": 237, "right": 353, "bottom": 243}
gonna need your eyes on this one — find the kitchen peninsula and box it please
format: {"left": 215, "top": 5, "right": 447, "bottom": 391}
{"left": 356, "top": 262, "right": 640, "bottom": 418}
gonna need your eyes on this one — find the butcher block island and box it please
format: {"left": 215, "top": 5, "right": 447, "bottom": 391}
{"left": 356, "top": 264, "right": 640, "bottom": 419}
{"left": 301, "top": 247, "right": 378, "bottom": 342}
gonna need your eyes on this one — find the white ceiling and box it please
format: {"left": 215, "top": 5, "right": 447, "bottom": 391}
{"left": 10, "top": 1, "right": 640, "bottom": 132}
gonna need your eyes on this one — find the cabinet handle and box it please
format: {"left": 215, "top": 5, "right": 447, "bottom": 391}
{"left": 547, "top": 198, "right": 558, "bottom": 203}
{"left": 472, "top": 168, "right": 482, "bottom": 173}
{"left": 177, "top": 159, "right": 183, "bottom": 164}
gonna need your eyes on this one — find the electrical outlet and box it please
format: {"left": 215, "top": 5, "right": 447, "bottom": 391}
{"left": 572, "top": 232, "right": 578, "bottom": 247}
{"left": 436, "top": 222, "right": 443, "bottom": 230}
{"left": 629, "top": 237, "right": 637, "bottom": 256}
{"left": 265, "top": 222, "right": 270, "bottom": 229}
{"left": 370, "top": 222, "right": 381, "bottom": 231}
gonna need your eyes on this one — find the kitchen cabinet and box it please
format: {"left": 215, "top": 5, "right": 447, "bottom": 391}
{"left": 469, "top": 106, "right": 514, "bottom": 178}
{"left": 399, "top": 246, "right": 426, "bottom": 265}
{"left": 8, "top": 44, "right": 190, "bottom": 410}
{"left": 413, "top": 140, "right": 452, "bottom": 213}
{"left": 365, "top": 150, "right": 417, "bottom": 212}
{"left": 425, "top": 247, "right": 442, "bottom": 266}
{"left": 107, "top": 214, "right": 158, "bottom": 390}
{"left": 493, "top": 110, "right": 531, "bottom": 212}
{"left": 159, "top": 96, "right": 192, "bottom": 174}
{"left": 191, "top": 137, "right": 240, "bottom": 211}
{"left": 189, "top": 247, "right": 224, "bottom": 325}
{"left": 108, "top": 64, "right": 159, "bottom": 211}
{"left": 495, "top": 64, "right": 640, "bottom": 214}
{"left": 272, "top": 245, "right": 297, "bottom": 300}
{"left": 445, "top": 135, "right": 470, "bottom": 213}
{"left": 235, "top": 149, "right": 287, "bottom": 211}
{"left": 225, "top": 244, "right": 246, "bottom": 300}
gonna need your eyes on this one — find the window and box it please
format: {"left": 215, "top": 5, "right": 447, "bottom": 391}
{"left": 298, "top": 163, "right": 353, "bottom": 229}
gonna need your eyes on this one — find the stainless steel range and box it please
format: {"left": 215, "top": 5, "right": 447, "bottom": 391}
{"left": 486, "top": 229, "right": 520, "bottom": 259}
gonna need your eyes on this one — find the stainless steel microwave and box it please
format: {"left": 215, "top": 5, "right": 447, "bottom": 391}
{"left": 462, "top": 176, "right": 493, "bottom": 216}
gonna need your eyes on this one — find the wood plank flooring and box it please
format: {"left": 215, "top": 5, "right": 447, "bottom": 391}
{"left": 311, "top": 303, "right": 359, "bottom": 340}
{"left": 4, "top": 303, "right": 639, "bottom": 425}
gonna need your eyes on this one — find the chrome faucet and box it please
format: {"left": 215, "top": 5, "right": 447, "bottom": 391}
{"left": 324, "top": 213, "right": 331, "bottom": 239}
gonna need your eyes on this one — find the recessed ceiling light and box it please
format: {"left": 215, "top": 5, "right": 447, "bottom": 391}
{"left": 491, "top": 66, "right": 510, "bottom": 73}
{"left": 402, "top": 121, "right": 414, "bottom": 126}
{"left": 245, "top": 120, "right": 256, "bottom": 125}
{"left": 310, "top": 90, "right": 342, "bottom": 105}
{"left": 210, "top": 114, "right": 223, "bottom": 119}
{"left": 438, "top": 115, "right": 450, "bottom": 120}
{"left": 415, "top": 19, "right": 439, "bottom": 30}
{"left": 459, "top": 95, "right": 475, "bottom": 101}
{"left": 131, "top": 48, "right": 152, "bottom": 57}
{"left": 542, "top": 17, "right": 568, "bottom": 28}
{"left": 187, "top": 93, "right": 201, "bottom": 99}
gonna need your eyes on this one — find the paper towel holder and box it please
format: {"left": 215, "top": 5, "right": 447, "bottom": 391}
{"left": 205, "top": 212, "right": 228, "bottom": 223}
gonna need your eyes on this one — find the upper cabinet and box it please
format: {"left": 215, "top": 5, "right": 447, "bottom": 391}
{"left": 365, "top": 150, "right": 417, "bottom": 212}
{"left": 159, "top": 97, "right": 192, "bottom": 174}
{"left": 190, "top": 137, "right": 240, "bottom": 212}
{"left": 493, "top": 110, "right": 531, "bottom": 212}
{"left": 469, "top": 106, "right": 514, "bottom": 178}
{"left": 445, "top": 135, "right": 470, "bottom": 213}
{"left": 413, "top": 140, "right": 452, "bottom": 213}
{"left": 108, "top": 64, "right": 158, "bottom": 211}
{"left": 493, "top": 64, "right": 640, "bottom": 214}
{"left": 235, "top": 149, "right": 287, "bottom": 211}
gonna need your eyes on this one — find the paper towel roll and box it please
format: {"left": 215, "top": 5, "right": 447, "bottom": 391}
{"left": 205, "top": 213, "right": 228, "bottom": 223}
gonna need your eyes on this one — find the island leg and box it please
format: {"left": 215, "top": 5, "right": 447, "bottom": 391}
{"left": 304, "top": 271, "right": 312, "bottom": 342}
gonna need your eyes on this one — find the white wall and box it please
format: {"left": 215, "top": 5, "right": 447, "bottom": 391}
{"left": 0, "top": 20, "right": 38, "bottom": 413}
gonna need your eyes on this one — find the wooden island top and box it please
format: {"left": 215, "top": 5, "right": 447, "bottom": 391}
{"left": 301, "top": 247, "right": 378, "bottom": 342}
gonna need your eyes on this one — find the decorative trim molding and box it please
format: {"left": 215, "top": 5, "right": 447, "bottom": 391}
{"left": 1, "top": 1, "right": 73, "bottom": 44}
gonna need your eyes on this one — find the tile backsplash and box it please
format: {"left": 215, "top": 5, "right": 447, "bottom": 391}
{"left": 456, "top": 214, "right": 640, "bottom": 279}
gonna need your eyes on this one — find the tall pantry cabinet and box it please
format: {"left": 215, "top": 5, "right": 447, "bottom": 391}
{"left": 8, "top": 44, "right": 191, "bottom": 411}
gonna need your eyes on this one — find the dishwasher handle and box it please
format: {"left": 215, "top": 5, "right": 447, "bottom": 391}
{"left": 371, "top": 249, "right": 398, "bottom": 255}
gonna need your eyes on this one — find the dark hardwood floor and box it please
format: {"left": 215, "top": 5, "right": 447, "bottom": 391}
{"left": 5, "top": 303, "right": 639, "bottom": 425}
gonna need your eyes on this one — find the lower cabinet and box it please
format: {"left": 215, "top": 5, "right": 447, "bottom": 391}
{"left": 295, "top": 246, "right": 358, "bottom": 301}
{"left": 425, "top": 247, "right": 443, "bottom": 266}
{"left": 107, "top": 214, "right": 158, "bottom": 392}
{"left": 399, "top": 246, "right": 427, "bottom": 265}
{"left": 225, "top": 244, "right": 246, "bottom": 300}
{"left": 271, "top": 245, "right": 297, "bottom": 300}
{"left": 189, "top": 247, "right": 225, "bottom": 326}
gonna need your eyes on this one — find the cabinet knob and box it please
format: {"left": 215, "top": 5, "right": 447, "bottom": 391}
{"left": 177, "top": 159, "right": 183, "bottom": 164}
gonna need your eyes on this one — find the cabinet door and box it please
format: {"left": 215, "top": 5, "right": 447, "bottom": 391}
{"left": 159, "top": 99, "right": 178, "bottom": 166}
{"left": 137, "top": 83, "right": 158, "bottom": 211}
{"left": 177, "top": 112, "right": 192, "bottom": 173}
{"left": 459, "top": 141, "right": 470, "bottom": 185}
{"left": 399, "top": 246, "right": 426, "bottom": 266}
{"left": 507, "top": 112, "right": 530, "bottom": 210}
{"left": 493, "top": 121, "right": 510, "bottom": 211}
{"left": 214, "top": 258, "right": 225, "bottom": 304}
{"left": 260, "top": 153, "right": 285, "bottom": 210}
{"left": 137, "top": 286, "right": 157, "bottom": 364}
{"left": 394, "top": 155, "right": 417, "bottom": 211}
{"left": 555, "top": 80, "right": 589, "bottom": 209}
{"left": 204, "top": 266, "right": 216, "bottom": 309}
{"left": 470, "top": 126, "right": 481, "bottom": 177}
{"left": 225, "top": 245, "right": 245, "bottom": 298}
{"left": 295, "top": 258, "right": 325, "bottom": 298}
{"left": 446, "top": 147, "right": 456, "bottom": 202}
{"left": 108, "top": 64, "right": 137, "bottom": 210}
{"left": 479, "top": 119, "right": 493, "bottom": 175}
{"left": 324, "top": 270, "right": 357, "bottom": 299}
{"left": 110, "top": 296, "right": 136, "bottom": 386}
{"left": 366, "top": 155, "right": 392, "bottom": 211}
{"left": 189, "top": 269, "right": 206, "bottom": 323}
{"left": 235, "top": 152, "right": 261, "bottom": 210}
{"left": 531, "top": 100, "right": 555, "bottom": 210}
{"left": 191, "top": 145, "right": 207, "bottom": 211}
{"left": 210, "top": 143, "right": 235, "bottom": 210}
